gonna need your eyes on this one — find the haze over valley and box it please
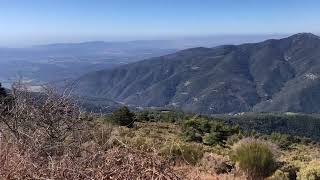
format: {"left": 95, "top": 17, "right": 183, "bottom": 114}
{"left": 0, "top": 34, "right": 287, "bottom": 89}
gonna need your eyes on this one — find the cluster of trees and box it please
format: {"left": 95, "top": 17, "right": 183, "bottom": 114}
{"left": 135, "top": 109, "right": 187, "bottom": 123}
{"left": 220, "top": 113, "right": 320, "bottom": 141}
{"left": 181, "top": 117, "right": 240, "bottom": 146}
{"left": 109, "top": 108, "right": 188, "bottom": 127}
{"left": 109, "top": 108, "right": 315, "bottom": 149}
{"left": 267, "top": 132, "right": 311, "bottom": 150}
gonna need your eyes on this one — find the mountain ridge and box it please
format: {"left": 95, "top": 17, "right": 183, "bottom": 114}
{"left": 76, "top": 33, "right": 320, "bottom": 114}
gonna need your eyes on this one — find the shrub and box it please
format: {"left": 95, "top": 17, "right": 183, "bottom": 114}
{"left": 270, "top": 132, "right": 297, "bottom": 150}
{"left": 0, "top": 83, "right": 180, "bottom": 179}
{"left": 226, "top": 133, "right": 243, "bottom": 146}
{"left": 210, "top": 123, "right": 240, "bottom": 146}
{"left": 135, "top": 110, "right": 150, "bottom": 122}
{"left": 297, "top": 160, "right": 320, "bottom": 180}
{"left": 182, "top": 117, "right": 210, "bottom": 133}
{"left": 161, "top": 142, "right": 204, "bottom": 165}
{"left": 0, "top": 83, "right": 88, "bottom": 156}
{"left": 181, "top": 117, "right": 240, "bottom": 146}
{"left": 268, "top": 170, "right": 290, "bottom": 180}
{"left": 111, "top": 106, "right": 135, "bottom": 128}
{"left": 0, "top": 139, "right": 180, "bottom": 179}
{"left": 203, "top": 132, "right": 222, "bottom": 145}
{"left": 181, "top": 127, "right": 202, "bottom": 142}
{"left": 231, "top": 138, "right": 278, "bottom": 180}
{"left": 200, "top": 152, "right": 234, "bottom": 174}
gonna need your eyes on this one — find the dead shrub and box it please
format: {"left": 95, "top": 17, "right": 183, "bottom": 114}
{"left": 0, "top": 137, "right": 180, "bottom": 179}
{"left": 0, "top": 82, "right": 181, "bottom": 179}
{"left": 0, "top": 82, "right": 90, "bottom": 156}
{"left": 200, "top": 152, "right": 234, "bottom": 175}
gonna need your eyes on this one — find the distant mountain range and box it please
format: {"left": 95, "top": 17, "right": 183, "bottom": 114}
{"left": 0, "top": 34, "right": 285, "bottom": 89}
{"left": 75, "top": 33, "right": 320, "bottom": 114}
{"left": 0, "top": 40, "right": 178, "bottom": 88}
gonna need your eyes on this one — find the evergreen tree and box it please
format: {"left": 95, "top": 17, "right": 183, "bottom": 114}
{"left": 111, "top": 106, "right": 135, "bottom": 128}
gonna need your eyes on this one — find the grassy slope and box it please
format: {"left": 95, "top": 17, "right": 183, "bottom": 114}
{"left": 112, "top": 119, "right": 320, "bottom": 179}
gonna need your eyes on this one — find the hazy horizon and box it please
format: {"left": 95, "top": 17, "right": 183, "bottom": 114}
{"left": 1, "top": 0, "right": 320, "bottom": 46}
{"left": 2, "top": 33, "right": 295, "bottom": 48}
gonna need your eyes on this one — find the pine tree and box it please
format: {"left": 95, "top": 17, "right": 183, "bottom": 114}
{"left": 111, "top": 106, "right": 135, "bottom": 128}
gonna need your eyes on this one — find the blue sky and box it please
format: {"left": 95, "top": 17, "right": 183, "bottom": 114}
{"left": 0, "top": 0, "right": 319, "bottom": 46}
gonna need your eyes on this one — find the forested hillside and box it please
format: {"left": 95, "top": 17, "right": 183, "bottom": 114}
{"left": 76, "top": 33, "right": 320, "bottom": 114}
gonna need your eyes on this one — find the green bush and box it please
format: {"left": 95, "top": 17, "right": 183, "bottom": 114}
{"left": 203, "top": 132, "right": 222, "bottom": 146}
{"left": 181, "top": 127, "right": 203, "bottom": 142}
{"left": 269, "top": 133, "right": 296, "bottom": 150}
{"left": 181, "top": 117, "right": 240, "bottom": 146}
{"left": 111, "top": 106, "right": 135, "bottom": 128}
{"left": 297, "top": 160, "right": 320, "bottom": 180}
{"left": 135, "top": 111, "right": 150, "bottom": 122}
{"left": 181, "top": 117, "right": 208, "bottom": 142}
{"left": 183, "top": 117, "right": 210, "bottom": 133}
{"left": 231, "top": 138, "right": 278, "bottom": 179}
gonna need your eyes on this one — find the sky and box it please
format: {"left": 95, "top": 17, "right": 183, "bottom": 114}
{"left": 0, "top": 0, "right": 320, "bottom": 46}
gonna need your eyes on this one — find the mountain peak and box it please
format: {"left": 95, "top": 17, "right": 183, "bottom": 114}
{"left": 289, "top": 32, "right": 319, "bottom": 40}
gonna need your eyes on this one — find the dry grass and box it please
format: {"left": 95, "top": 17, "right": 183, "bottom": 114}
{"left": 0, "top": 84, "right": 181, "bottom": 179}
{"left": 0, "top": 137, "right": 179, "bottom": 179}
